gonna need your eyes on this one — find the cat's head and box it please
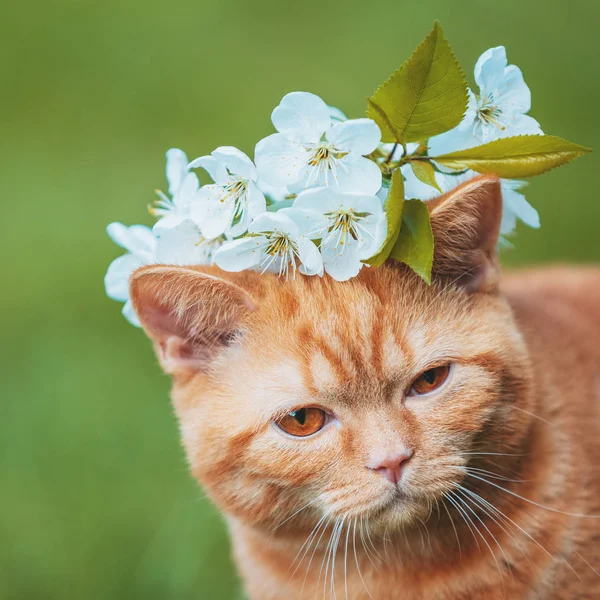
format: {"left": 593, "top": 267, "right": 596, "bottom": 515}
{"left": 130, "top": 175, "right": 533, "bottom": 535}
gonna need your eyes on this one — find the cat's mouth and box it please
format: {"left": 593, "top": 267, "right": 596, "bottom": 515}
{"left": 367, "top": 487, "right": 434, "bottom": 526}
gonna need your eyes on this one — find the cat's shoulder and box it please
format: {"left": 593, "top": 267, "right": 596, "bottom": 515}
{"left": 501, "top": 265, "right": 600, "bottom": 307}
{"left": 501, "top": 265, "right": 600, "bottom": 348}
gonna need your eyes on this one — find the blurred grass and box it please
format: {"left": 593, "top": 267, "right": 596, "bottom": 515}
{"left": 0, "top": 0, "right": 598, "bottom": 598}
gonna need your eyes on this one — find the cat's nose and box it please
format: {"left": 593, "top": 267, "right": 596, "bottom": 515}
{"left": 367, "top": 452, "right": 413, "bottom": 485}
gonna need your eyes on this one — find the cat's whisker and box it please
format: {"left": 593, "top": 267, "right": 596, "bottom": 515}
{"left": 364, "top": 515, "right": 382, "bottom": 562}
{"left": 290, "top": 511, "right": 328, "bottom": 574}
{"left": 382, "top": 521, "right": 391, "bottom": 562}
{"left": 466, "top": 472, "right": 600, "bottom": 518}
{"left": 415, "top": 518, "right": 426, "bottom": 554}
{"left": 352, "top": 519, "right": 375, "bottom": 600}
{"left": 444, "top": 491, "right": 481, "bottom": 551}
{"left": 358, "top": 517, "right": 375, "bottom": 568}
{"left": 457, "top": 481, "right": 582, "bottom": 581}
{"left": 300, "top": 514, "right": 332, "bottom": 598}
{"left": 343, "top": 518, "right": 351, "bottom": 600}
{"left": 509, "top": 404, "right": 556, "bottom": 427}
{"left": 441, "top": 495, "right": 462, "bottom": 559}
{"left": 575, "top": 551, "right": 600, "bottom": 578}
{"left": 321, "top": 516, "right": 344, "bottom": 600}
{"left": 462, "top": 451, "right": 530, "bottom": 457}
{"left": 454, "top": 488, "right": 512, "bottom": 584}
{"left": 332, "top": 517, "right": 346, "bottom": 600}
{"left": 448, "top": 490, "right": 505, "bottom": 581}
{"left": 333, "top": 518, "right": 346, "bottom": 600}
{"left": 361, "top": 516, "right": 381, "bottom": 566}
{"left": 473, "top": 457, "right": 524, "bottom": 478}
{"left": 317, "top": 517, "right": 338, "bottom": 599}
{"left": 415, "top": 514, "right": 433, "bottom": 555}
{"left": 326, "top": 517, "right": 341, "bottom": 600}
{"left": 433, "top": 497, "right": 442, "bottom": 526}
{"left": 461, "top": 465, "right": 529, "bottom": 484}
{"left": 457, "top": 485, "right": 537, "bottom": 574}
{"left": 273, "top": 497, "right": 321, "bottom": 532}
{"left": 424, "top": 497, "right": 434, "bottom": 522}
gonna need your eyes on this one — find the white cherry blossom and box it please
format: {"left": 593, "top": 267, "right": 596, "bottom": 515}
{"left": 104, "top": 223, "right": 157, "bottom": 326}
{"left": 155, "top": 219, "right": 224, "bottom": 266}
{"left": 188, "top": 146, "right": 266, "bottom": 239}
{"left": 151, "top": 149, "right": 199, "bottom": 232}
{"left": 214, "top": 211, "right": 323, "bottom": 278}
{"left": 105, "top": 220, "right": 223, "bottom": 325}
{"left": 255, "top": 92, "right": 382, "bottom": 195}
{"left": 288, "top": 188, "right": 387, "bottom": 281}
{"left": 429, "top": 47, "right": 543, "bottom": 156}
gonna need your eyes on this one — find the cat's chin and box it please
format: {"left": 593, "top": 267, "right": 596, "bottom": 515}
{"left": 367, "top": 490, "right": 434, "bottom": 533}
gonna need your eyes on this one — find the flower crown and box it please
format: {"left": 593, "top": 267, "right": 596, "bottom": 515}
{"left": 105, "top": 22, "right": 589, "bottom": 326}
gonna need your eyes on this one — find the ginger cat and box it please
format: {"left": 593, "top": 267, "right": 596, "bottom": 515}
{"left": 130, "top": 175, "right": 600, "bottom": 599}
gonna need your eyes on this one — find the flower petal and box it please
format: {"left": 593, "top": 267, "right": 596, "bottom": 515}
{"left": 335, "top": 154, "right": 382, "bottom": 195}
{"left": 292, "top": 187, "right": 339, "bottom": 214}
{"left": 501, "top": 181, "right": 540, "bottom": 229}
{"left": 106, "top": 223, "right": 156, "bottom": 258}
{"left": 280, "top": 206, "right": 329, "bottom": 239}
{"left": 358, "top": 211, "right": 388, "bottom": 259}
{"left": 225, "top": 182, "right": 266, "bottom": 238}
{"left": 500, "top": 205, "right": 518, "bottom": 236}
{"left": 122, "top": 300, "right": 141, "bottom": 327}
{"left": 474, "top": 46, "right": 509, "bottom": 94}
{"left": 428, "top": 125, "right": 479, "bottom": 155}
{"left": 271, "top": 92, "right": 331, "bottom": 143}
{"left": 192, "top": 185, "right": 235, "bottom": 239}
{"left": 326, "top": 119, "right": 381, "bottom": 155}
{"left": 105, "top": 254, "right": 143, "bottom": 302}
{"left": 249, "top": 210, "right": 300, "bottom": 238}
{"left": 155, "top": 220, "right": 211, "bottom": 265}
{"left": 495, "top": 64, "right": 531, "bottom": 114}
{"left": 173, "top": 172, "right": 199, "bottom": 210}
{"left": 320, "top": 235, "right": 364, "bottom": 281}
{"left": 211, "top": 146, "right": 257, "bottom": 180}
{"left": 328, "top": 105, "right": 347, "bottom": 123}
{"left": 188, "top": 155, "right": 228, "bottom": 183}
{"left": 152, "top": 213, "right": 187, "bottom": 233}
{"left": 503, "top": 113, "right": 543, "bottom": 137}
{"left": 245, "top": 180, "right": 267, "bottom": 222}
{"left": 214, "top": 237, "right": 267, "bottom": 272}
{"left": 255, "top": 134, "right": 310, "bottom": 187}
{"left": 166, "top": 148, "right": 189, "bottom": 196}
{"left": 296, "top": 237, "right": 324, "bottom": 276}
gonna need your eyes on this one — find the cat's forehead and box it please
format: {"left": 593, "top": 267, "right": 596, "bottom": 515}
{"left": 239, "top": 270, "right": 484, "bottom": 414}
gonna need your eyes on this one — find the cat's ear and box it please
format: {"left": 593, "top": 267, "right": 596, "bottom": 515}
{"left": 129, "top": 266, "right": 255, "bottom": 375}
{"left": 427, "top": 174, "right": 503, "bottom": 292}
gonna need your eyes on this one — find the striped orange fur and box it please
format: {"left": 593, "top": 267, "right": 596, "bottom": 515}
{"left": 130, "top": 176, "right": 600, "bottom": 599}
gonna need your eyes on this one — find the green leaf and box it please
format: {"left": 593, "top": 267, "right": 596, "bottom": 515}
{"left": 390, "top": 199, "right": 434, "bottom": 283}
{"left": 410, "top": 160, "right": 441, "bottom": 192}
{"left": 431, "top": 135, "right": 591, "bottom": 178}
{"left": 367, "top": 21, "right": 468, "bottom": 144}
{"left": 364, "top": 170, "right": 404, "bottom": 267}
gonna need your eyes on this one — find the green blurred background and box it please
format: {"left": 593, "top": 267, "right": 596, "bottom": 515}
{"left": 1, "top": 0, "right": 598, "bottom": 598}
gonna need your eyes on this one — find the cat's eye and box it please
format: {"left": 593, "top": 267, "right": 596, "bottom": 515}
{"left": 275, "top": 407, "right": 327, "bottom": 437}
{"left": 408, "top": 364, "right": 451, "bottom": 396}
